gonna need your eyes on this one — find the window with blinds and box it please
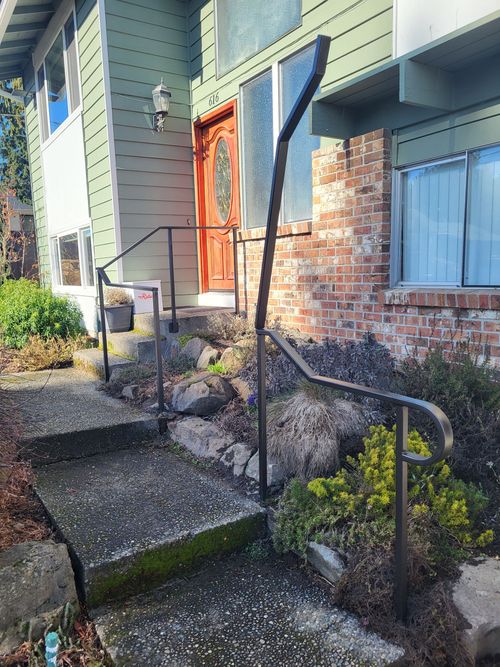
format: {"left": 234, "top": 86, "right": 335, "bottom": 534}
{"left": 397, "top": 147, "right": 500, "bottom": 287}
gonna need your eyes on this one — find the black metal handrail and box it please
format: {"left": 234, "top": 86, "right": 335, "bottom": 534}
{"left": 254, "top": 35, "right": 453, "bottom": 622}
{"left": 97, "top": 224, "right": 239, "bottom": 412}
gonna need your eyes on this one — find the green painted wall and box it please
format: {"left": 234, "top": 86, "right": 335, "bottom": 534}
{"left": 77, "top": 0, "right": 117, "bottom": 279}
{"left": 188, "top": 0, "right": 393, "bottom": 121}
{"left": 105, "top": 0, "right": 198, "bottom": 307}
{"left": 24, "top": 75, "right": 50, "bottom": 285}
{"left": 395, "top": 98, "right": 500, "bottom": 166}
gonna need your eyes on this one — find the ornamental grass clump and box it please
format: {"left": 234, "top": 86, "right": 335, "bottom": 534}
{"left": 267, "top": 382, "right": 368, "bottom": 480}
{"left": 274, "top": 424, "right": 493, "bottom": 561}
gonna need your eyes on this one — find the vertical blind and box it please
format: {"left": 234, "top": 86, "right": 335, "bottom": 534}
{"left": 400, "top": 145, "right": 500, "bottom": 287}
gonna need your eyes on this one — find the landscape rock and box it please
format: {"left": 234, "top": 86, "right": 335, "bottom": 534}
{"left": 196, "top": 346, "right": 219, "bottom": 370}
{"left": 306, "top": 542, "right": 345, "bottom": 584}
{"left": 245, "top": 452, "right": 286, "bottom": 487}
{"left": 230, "top": 377, "right": 253, "bottom": 403}
{"left": 220, "top": 443, "right": 254, "bottom": 476}
{"left": 220, "top": 344, "right": 251, "bottom": 373}
{"left": 121, "top": 384, "right": 139, "bottom": 400}
{"left": 452, "top": 557, "right": 500, "bottom": 659}
{"left": 171, "top": 373, "right": 235, "bottom": 416}
{"left": 168, "top": 416, "right": 233, "bottom": 459}
{"left": 0, "top": 540, "right": 79, "bottom": 654}
{"left": 182, "top": 337, "right": 209, "bottom": 363}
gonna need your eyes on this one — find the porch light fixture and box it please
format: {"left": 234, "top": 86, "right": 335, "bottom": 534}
{"left": 152, "top": 78, "right": 171, "bottom": 132}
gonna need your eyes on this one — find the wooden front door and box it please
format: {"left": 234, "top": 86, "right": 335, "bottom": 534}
{"left": 196, "top": 102, "right": 240, "bottom": 292}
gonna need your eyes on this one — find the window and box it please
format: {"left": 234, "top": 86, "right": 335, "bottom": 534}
{"left": 36, "top": 12, "right": 80, "bottom": 139}
{"left": 51, "top": 227, "right": 94, "bottom": 288}
{"left": 216, "top": 0, "right": 301, "bottom": 77}
{"left": 396, "top": 146, "right": 500, "bottom": 287}
{"left": 241, "top": 45, "right": 320, "bottom": 229}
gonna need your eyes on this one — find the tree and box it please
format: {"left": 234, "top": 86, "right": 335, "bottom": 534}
{"left": 0, "top": 79, "right": 31, "bottom": 204}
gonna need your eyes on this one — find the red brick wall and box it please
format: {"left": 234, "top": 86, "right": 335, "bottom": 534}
{"left": 236, "top": 129, "right": 500, "bottom": 365}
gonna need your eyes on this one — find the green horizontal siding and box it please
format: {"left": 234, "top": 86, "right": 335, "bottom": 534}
{"left": 24, "top": 83, "right": 51, "bottom": 285}
{"left": 77, "top": 0, "right": 117, "bottom": 278}
{"left": 105, "top": 0, "right": 197, "bottom": 308}
{"left": 396, "top": 99, "right": 500, "bottom": 166}
{"left": 188, "top": 0, "right": 393, "bottom": 119}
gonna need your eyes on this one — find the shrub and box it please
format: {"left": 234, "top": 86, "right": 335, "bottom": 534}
{"left": 3, "top": 335, "right": 92, "bottom": 372}
{"left": 267, "top": 382, "right": 368, "bottom": 480}
{"left": 104, "top": 287, "right": 133, "bottom": 306}
{"left": 205, "top": 313, "right": 254, "bottom": 341}
{"left": 215, "top": 399, "right": 258, "bottom": 448}
{"left": 0, "top": 279, "right": 83, "bottom": 348}
{"left": 399, "top": 341, "right": 500, "bottom": 534}
{"left": 240, "top": 333, "right": 395, "bottom": 422}
{"left": 274, "top": 425, "right": 493, "bottom": 561}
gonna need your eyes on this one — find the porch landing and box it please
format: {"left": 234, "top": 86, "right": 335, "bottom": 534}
{"left": 134, "top": 305, "right": 234, "bottom": 337}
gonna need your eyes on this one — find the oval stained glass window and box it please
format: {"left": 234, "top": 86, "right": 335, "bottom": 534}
{"left": 214, "top": 137, "right": 232, "bottom": 222}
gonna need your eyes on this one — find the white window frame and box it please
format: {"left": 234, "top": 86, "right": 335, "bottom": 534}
{"left": 239, "top": 43, "right": 317, "bottom": 231}
{"left": 34, "top": 4, "right": 82, "bottom": 144}
{"left": 391, "top": 145, "right": 500, "bottom": 289}
{"left": 50, "top": 225, "right": 95, "bottom": 293}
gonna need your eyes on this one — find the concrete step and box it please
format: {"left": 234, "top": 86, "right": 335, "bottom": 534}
{"left": 5, "top": 368, "right": 159, "bottom": 465}
{"left": 93, "top": 553, "right": 403, "bottom": 667}
{"left": 35, "top": 447, "right": 265, "bottom": 608}
{"left": 97, "top": 331, "right": 175, "bottom": 364}
{"left": 74, "top": 347, "right": 135, "bottom": 379}
{"left": 134, "top": 306, "right": 234, "bottom": 338}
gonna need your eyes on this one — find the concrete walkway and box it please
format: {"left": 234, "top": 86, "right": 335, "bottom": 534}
{"left": 3, "top": 368, "right": 157, "bottom": 464}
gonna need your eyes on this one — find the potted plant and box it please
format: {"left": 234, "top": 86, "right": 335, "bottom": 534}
{"left": 103, "top": 287, "right": 133, "bottom": 333}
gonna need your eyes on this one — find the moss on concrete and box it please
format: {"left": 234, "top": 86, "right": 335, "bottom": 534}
{"left": 87, "top": 513, "right": 265, "bottom": 607}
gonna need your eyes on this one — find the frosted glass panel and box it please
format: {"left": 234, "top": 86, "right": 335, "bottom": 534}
{"left": 216, "top": 0, "right": 301, "bottom": 76}
{"left": 241, "top": 71, "right": 273, "bottom": 229}
{"left": 465, "top": 146, "right": 500, "bottom": 286}
{"left": 402, "top": 160, "right": 465, "bottom": 284}
{"left": 281, "top": 46, "right": 319, "bottom": 223}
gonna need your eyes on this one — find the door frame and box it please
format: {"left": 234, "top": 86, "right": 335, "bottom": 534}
{"left": 193, "top": 99, "right": 239, "bottom": 294}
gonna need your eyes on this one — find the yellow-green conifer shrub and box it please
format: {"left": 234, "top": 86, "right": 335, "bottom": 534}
{"left": 275, "top": 425, "right": 493, "bottom": 558}
{"left": 307, "top": 425, "right": 493, "bottom": 549}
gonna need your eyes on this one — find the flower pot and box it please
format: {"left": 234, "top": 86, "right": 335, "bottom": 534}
{"left": 104, "top": 304, "right": 133, "bottom": 333}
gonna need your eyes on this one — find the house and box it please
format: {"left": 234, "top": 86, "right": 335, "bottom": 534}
{"left": 0, "top": 0, "right": 499, "bottom": 363}
{"left": 1, "top": 193, "right": 38, "bottom": 279}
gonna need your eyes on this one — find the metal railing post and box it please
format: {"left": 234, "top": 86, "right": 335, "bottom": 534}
{"left": 97, "top": 271, "right": 110, "bottom": 382}
{"left": 232, "top": 226, "right": 240, "bottom": 315}
{"left": 152, "top": 288, "right": 165, "bottom": 413}
{"left": 167, "top": 227, "right": 179, "bottom": 333}
{"left": 395, "top": 405, "right": 409, "bottom": 622}
{"left": 257, "top": 332, "right": 268, "bottom": 500}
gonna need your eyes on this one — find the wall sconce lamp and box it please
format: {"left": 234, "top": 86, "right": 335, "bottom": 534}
{"left": 152, "top": 78, "right": 171, "bottom": 132}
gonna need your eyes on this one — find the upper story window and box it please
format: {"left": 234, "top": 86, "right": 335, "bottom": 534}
{"left": 36, "top": 12, "right": 81, "bottom": 141}
{"left": 395, "top": 144, "right": 500, "bottom": 287}
{"left": 215, "top": 0, "right": 301, "bottom": 77}
{"left": 240, "top": 45, "right": 320, "bottom": 229}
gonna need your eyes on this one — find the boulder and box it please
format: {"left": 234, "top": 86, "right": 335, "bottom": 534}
{"left": 220, "top": 443, "right": 254, "bottom": 476}
{"left": 452, "top": 557, "right": 500, "bottom": 660}
{"left": 245, "top": 452, "right": 286, "bottom": 487}
{"left": 182, "top": 337, "right": 209, "bottom": 363}
{"left": 196, "top": 346, "right": 219, "bottom": 370}
{"left": 0, "top": 540, "right": 79, "bottom": 654}
{"left": 168, "top": 416, "right": 233, "bottom": 459}
{"left": 306, "top": 542, "right": 345, "bottom": 584}
{"left": 230, "top": 377, "right": 254, "bottom": 403}
{"left": 121, "top": 384, "right": 139, "bottom": 400}
{"left": 220, "top": 344, "right": 252, "bottom": 373}
{"left": 171, "top": 373, "right": 235, "bottom": 416}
